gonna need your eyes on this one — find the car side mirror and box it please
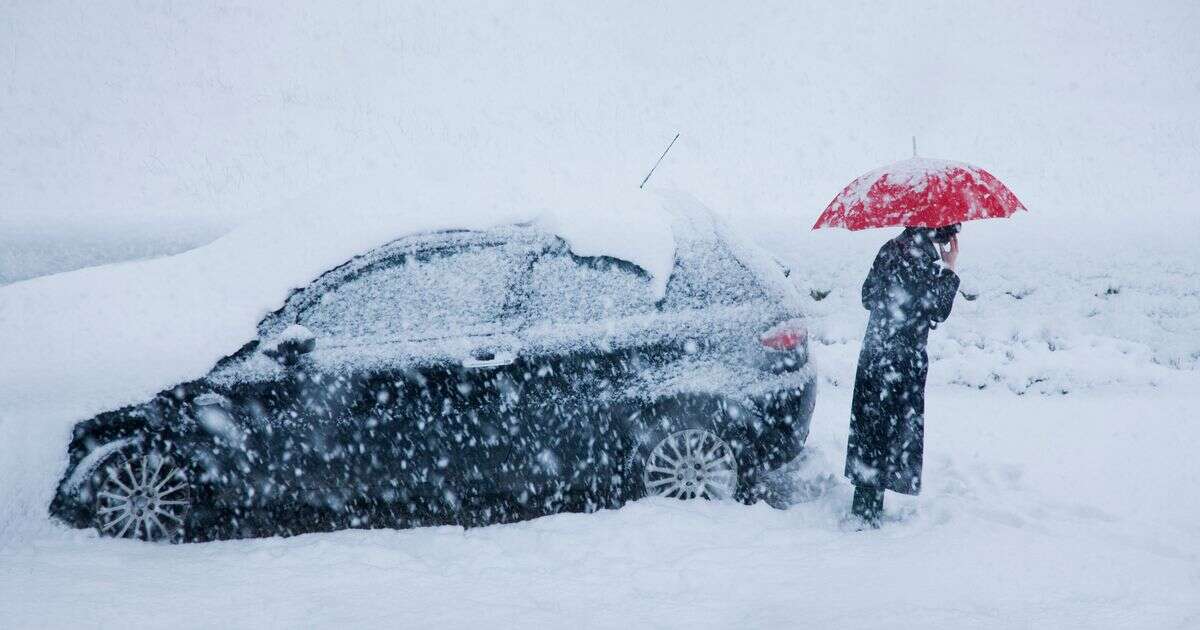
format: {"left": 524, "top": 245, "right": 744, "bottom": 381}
{"left": 261, "top": 324, "right": 316, "bottom": 365}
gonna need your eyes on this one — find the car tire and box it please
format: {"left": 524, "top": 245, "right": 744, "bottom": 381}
{"left": 91, "top": 446, "right": 193, "bottom": 543}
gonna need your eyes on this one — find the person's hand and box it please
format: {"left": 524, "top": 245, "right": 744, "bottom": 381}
{"left": 938, "top": 235, "right": 959, "bottom": 272}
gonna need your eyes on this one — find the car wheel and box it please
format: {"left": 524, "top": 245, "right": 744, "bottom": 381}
{"left": 93, "top": 448, "right": 192, "bottom": 543}
{"left": 642, "top": 429, "right": 738, "bottom": 500}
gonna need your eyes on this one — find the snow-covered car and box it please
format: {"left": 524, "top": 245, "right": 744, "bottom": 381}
{"left": 48, "top": 210, "right": 816, "bottom": 542}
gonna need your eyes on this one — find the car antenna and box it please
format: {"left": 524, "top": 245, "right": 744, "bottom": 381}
{"left": 640, "top": 132, "right": 680, "bottom": 189}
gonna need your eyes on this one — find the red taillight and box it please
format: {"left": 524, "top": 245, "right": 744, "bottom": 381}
{"left": 760, "top": 320, "right": 808, "bottom": 373}
{"left": 761, "top": 321, "right": 807, "bottom": 351}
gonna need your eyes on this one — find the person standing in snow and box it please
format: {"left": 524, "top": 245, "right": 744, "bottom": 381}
{"left": 846, "top": 223, "right": 961, "bottom": 527}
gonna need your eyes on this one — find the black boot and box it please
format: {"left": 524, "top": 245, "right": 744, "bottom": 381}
{"left": 851, "top": 485, "right": 885, "bottom": 527}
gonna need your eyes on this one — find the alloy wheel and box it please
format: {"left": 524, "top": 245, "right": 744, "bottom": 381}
{"left": 94, "top": 450, "right": 191, "bottom": 542}
{"left": 643, "top": 429, "right": 738, "bottom": 500}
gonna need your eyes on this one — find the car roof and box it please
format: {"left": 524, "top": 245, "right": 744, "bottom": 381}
{"left": 256, "top": 207, "right": 798, "bottom": 338}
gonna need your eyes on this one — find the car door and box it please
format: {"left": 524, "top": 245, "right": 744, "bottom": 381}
{"left": 286, "top": 232, "right": 533, "bottom": 521}
{"left": 508, "top": 242, "right": 659, "bottom": 507}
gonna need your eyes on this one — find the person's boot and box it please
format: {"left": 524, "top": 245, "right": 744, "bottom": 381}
{"left": 850, "top": 485, "right": 884, "bottom": 529}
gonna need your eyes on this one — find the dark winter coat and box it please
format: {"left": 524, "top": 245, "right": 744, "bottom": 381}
{"left": 844, "top": 230, "right": 959, "bottom": 495}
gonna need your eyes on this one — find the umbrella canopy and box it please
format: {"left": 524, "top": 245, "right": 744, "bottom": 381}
{"left": 813, "top": 157, "right": 1026, "bottom": 230}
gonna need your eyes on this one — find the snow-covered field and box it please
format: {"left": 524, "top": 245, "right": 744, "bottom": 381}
{"left": 3, "top": 382, "right": 1198, "bottom": 628}
{"left": 3, "top": 1, "right": 1199, "bottom": 628}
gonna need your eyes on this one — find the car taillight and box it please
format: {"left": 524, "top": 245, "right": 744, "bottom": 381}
{"left": 760, "top": 319, "right": 808, "bottom": 372}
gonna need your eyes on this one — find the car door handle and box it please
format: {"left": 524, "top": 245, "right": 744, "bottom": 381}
{"left": 462, "top": 350, "right": 516, "bottom": 369}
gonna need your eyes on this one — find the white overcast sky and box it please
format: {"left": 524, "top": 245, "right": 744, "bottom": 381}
{"left": 2, "top": 1, "right": 1197, "bottom": 247}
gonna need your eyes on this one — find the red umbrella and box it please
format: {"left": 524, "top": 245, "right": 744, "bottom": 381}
{"left": 812, "top": 157, "right": 1026, "bottom": 230}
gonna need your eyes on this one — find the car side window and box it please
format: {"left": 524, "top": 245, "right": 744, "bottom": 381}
{"left": 295, "top": 242, "right": 523, "bottom": 342}
{"left": 521, "top": 247, "right": 655, "bottom": 323}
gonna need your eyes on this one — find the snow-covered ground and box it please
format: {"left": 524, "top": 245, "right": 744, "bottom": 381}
{"left": 0, "top": 220, "right": 224, "bottom": 286}
{"left": 3, "top": 382, "right": 1198, "bottom": 628}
